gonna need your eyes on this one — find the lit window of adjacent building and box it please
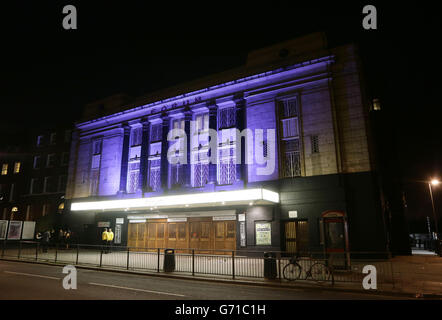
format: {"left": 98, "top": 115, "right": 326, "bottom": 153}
{"left": 61, "top": 152, "right": 69, "bottom": 166}
{"left": 37, "top": 135, "right": 44, "bottom": 147}
{"left": 33, "top": 156, "right": 41, "bottom": 169}
{"left": 64, "top": 130, "right": 72, "bottom": 143}
{"left": 50, "top": 132, "right": 57, "bottom": 145}
{"left": 46, "top": 154, "right": 56, "bottom": 167}
{"left": 1, "top": 164, "right": 8, "bottom": 175}
{"left": 13, "top": 162, "right": 20, "bottom": 174}
{"left": 278, "top": 97, "right": 301, "bottom": 178}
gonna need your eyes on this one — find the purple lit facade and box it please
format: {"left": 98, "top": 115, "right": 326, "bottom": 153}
{"left": 64, "top": 34, "right": 390, "bottom": 253}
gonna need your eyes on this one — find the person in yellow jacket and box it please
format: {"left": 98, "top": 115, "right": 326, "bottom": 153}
{"left": 107, "top": 228, "right": 114, "bottom": 253}
{"left": 101, "top": 228, "right": 108, "bottom": 253}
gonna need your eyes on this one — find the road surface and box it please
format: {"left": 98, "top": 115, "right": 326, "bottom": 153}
{"left": 0, "top": 260, "right": 408, "bottom": 300}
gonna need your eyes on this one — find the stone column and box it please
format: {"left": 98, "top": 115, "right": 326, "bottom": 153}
{"left": 207, "top": 102, "right": 218, "bottom": 185}
{"left": 183, "top": 108, "right": 192, "bottom": 187}
{"left": 139, "top": 118, "right": 150, "bottom": 193}
{"left": 235, "top": 97, "right": 246, "bottom": 185}
{"left": 160, "top": 113, "right": 170, "bottom": 192}
{"left": 118, "top": 123, "right": 131, "bottom": 194}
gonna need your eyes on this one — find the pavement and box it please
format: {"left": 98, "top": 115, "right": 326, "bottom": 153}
{"left": 0, "top": 260, "right": 411, "bottom": 300}
{"left": 2, "top": 247, "right": 442, "bottom": 299}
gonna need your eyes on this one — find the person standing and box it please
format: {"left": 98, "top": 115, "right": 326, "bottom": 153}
{"left": 101, "top": 228, "right": 108, "bottom": 253}
{"left": 107, "top": 228, "right": 114, "bottom": 253}
{"left": 42, "top": 230, "right": 51, "bottom": 253}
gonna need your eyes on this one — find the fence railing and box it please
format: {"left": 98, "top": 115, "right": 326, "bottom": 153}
{"left": 0, "top": 240, "right": 395, "bottom": 287}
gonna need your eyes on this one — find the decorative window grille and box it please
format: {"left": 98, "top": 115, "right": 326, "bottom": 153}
{"left": 130, "top": 127, "right": 142, "bottom": 146}
{"left": 219, "top": 107, "right": 235, "bottom": 129}
{"left": 149, "top": 159, "right": 161, "bottom": 191}
{"left": 150, "top": 123, "right": 162, "bottom": 142}
{"left": 171, "top": 164, "right": 184, "bottom": 187}
{"left": 283, "top": 139, "right": 301, "bottom": 177}
{"left": 90, "top": 140, "right": 102, "bottom": 195}
{"left": 311, "top": 135, "right": 319, "bottom": 153}
{"left": 192, "top": 151, "right": 209, "bottom": 187}
{"left": 218, "top": 147, "right": 236, "bottom": 185}
{"left": 195, "top": 113, "right": 209, "bottom": 132}
{"left": 263, "top": 140, "right": 268, "bottom": 158}
{"left": 127, "top": 162, "right": 140, "bottom": 194}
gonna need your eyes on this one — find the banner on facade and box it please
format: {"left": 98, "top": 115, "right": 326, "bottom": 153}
{"left": 97, "top": 221, "right": 110, "bottom": 228}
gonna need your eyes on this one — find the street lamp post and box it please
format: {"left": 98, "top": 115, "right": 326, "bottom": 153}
{"left": 428, "top": 179, "right": 439, "bottom": 240}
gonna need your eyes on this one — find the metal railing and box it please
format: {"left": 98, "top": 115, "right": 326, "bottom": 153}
{"left": 0, "top": 240, "right": 395, "bottom": 287}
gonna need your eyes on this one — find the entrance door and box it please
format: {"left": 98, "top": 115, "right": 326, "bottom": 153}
{"left": 214, "top": 221, "right": 236, "bottom": 251}
{"left": 146, "top": 222, "right": 166, "bottom": 249}
{"left": 284, "top": 220, "right": 309, "bottom": 254}
{"left": 128, "top": 223, "right": 146, "bottom": 251}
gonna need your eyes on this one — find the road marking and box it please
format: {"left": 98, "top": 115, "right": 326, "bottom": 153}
{"left": 88, "top": 282, "right": 185, "bottom": 297}
{"left": 4, "top": 271, "right": 60, "bottom": 280}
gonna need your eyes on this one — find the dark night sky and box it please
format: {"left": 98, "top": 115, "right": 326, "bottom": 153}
{"left": 1, "top": 1, "right": 441, "bottom": 230}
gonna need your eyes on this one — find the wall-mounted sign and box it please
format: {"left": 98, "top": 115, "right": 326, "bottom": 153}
{"left": 255, "top": 222, "right": 271, "bottom": 246}
{"left": 167, "top": 217, "right": 187, "bottom": 222}
{"left": 238, "top": 214, "right": 246, "bottom": 222}
{"left": 129, "top": 219, "right": 146, "bottom": 223}
{"left": 213, "top": 215, "right": 236, "bottom": 221}
{"left": 240, "top": 221, "right": 246, "bottom": 247}
{"left": 288, "top": 211, "right": 298, "bottom": 218}
{"left": 116, "top": 218, "right": 124, "bottom": 224}
{"left": 97, "top": 221, "right": 110, "bottom": 228}
{"left": 114, "top": 224, "right": 122, "bottom": 244}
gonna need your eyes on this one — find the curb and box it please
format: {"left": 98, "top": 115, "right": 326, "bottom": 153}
{"left": 2, "top": 257, "right": 441, "bottom": 299}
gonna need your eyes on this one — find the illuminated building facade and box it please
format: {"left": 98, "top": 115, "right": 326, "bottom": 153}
{"left": 65, "top": 33, "right": 389, "bottom": 253}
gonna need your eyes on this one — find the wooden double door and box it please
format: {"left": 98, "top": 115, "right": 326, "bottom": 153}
{"left": 128, "top": 218, "right": 236, "bottom": 253}
{"left": 283, "top": 220, "right": 309, "bottom": 254}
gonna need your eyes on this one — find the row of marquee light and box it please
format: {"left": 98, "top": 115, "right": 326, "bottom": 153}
{"left": 70, "top": 188, "right": 279, "bottom": 212}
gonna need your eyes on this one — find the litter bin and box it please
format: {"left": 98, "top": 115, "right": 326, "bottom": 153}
{"left": 163, "top": 248, "right": 175, "bottom": 272}
{"left": 264, "top": 252, "right": 277, "bottom": 279}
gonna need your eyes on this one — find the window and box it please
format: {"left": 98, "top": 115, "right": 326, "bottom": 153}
{"left": 30, "top": 179, "right": 35, "bottom": 194}
{"left": 195, "top": 113, "right": 209, "bottom": 132}
{"left": 130, "top": 127, "right": 142, "bottom": 147}
{"left": 127, "top": 162, "right": 140, "bottom": 194}
{"left": 92, "top": 140, "right": 102, "bottom": 155}
{"left": 278, "top": 97, "right": 302, "bottom": 178}
{"left": 148, "top": 159, "right": 161, "bottom": 191}
{"left": 13, "top": 162, "right": 20, "bottom": 174}
{"left": 219, "top": 107, "right": 235, "bottom": 129}
{"left": 33, "top": 156, "right": 41, "bottom": 169}
{"left": 37, "top": 135, "right": 44, "bottom": 147}
{"left": 150, "top": 123, "right": 162, "bottom": 142}
{"left": 58, "top": 175, "right": 67, "bottom": 192}
{"left": 1, "top": 164, "right": 8, "bottom": 175}
{"left": 46, "top": 154, "right": 56, "bottom": 167}
{"left": 311, "top": 135, "right": 319, "bottom": 154}
{"left": 192, "top": 152, "right": 208, "bottom": 187}
{"left": 218, "top": 147, "right": 236, "bottom": 185}
{"left": 61, "top": 152, "right": 69, "bottom": 166}
{"left": 50, "top": 132, "right": 57, "bottom": 145}
{"left": 64, "top": 130, "right": 71, "bottom": 143}
{"left": 43, "top": 177, "right": 49, "bottom": 193}
{"left": 42, "top": 204, "right": 49, "bottom": 217}
{"left": 9, "top": 184, "right": 14, "bottom": 202}
{"left": 263, "top": 140, "right": 268, "bottom": 158}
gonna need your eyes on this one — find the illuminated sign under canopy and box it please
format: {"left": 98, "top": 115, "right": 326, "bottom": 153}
{"left": 71, "top": 188, "right": 279, "bottom": 212}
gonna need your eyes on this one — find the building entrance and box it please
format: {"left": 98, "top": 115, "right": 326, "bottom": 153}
{"left": 283, "top": 220, "right": 309, "bottom": 254}
{"left": 127, "top": 217, "right": 236, "bottom": 253}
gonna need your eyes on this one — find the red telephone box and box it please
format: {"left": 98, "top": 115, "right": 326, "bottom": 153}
{"left": 321, "top": 210, "right": 350, "bottom": 269}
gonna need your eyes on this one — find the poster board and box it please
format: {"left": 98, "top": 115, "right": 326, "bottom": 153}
{"left": 255, "top": 222, "right": 272, "bottom": 245}
{"left": 7, "top": 221, "right": 23, "bottom": 240}
{"left": 22, "top": 221, "right": 36, "bottom": 240}
{"left": 0, "top": 220, "right": 8, "bottom": 240}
